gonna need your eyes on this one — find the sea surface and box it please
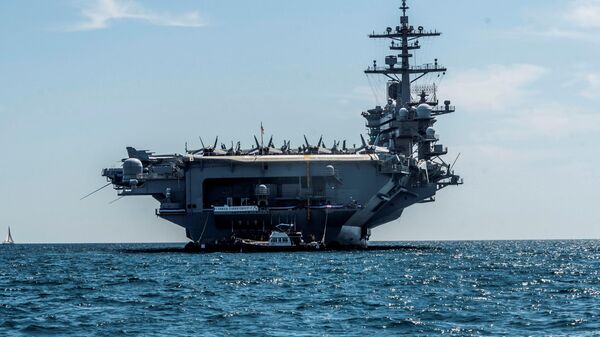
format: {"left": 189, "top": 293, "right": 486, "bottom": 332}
{"left": 1, "top": 241, "right": 600, "bottom": 336}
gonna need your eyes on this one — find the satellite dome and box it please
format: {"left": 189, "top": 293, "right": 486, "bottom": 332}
{"left": 123, "top": 158, "right": 143, "bottom": 180}
{"left": 416, "top": 103, "right": 432, "bottom": 119}
{"left": 397, "top": 108, "right": 409, "bottom": 119}
{"left": 256, "top": 184, "right": 269, "bottom": 196}
{"left": 426, "top": 127, "right": 436, "bottom": 139}
{"left": 325, "top": 165, "right": 335, "bottom": 176}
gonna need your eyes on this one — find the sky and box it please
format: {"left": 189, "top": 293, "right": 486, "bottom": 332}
{"left": 0, "top": 0, "right": 599, "bottom": 243}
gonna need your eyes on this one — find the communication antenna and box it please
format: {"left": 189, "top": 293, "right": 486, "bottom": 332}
{"left": 108, "top": 196, "right": 125, "bottom": 205}
{"left": 450, "top": 152, "right": 461, "bottom": 172}
{"left": 80, "top": 182, "right": 112, "bottom": 200}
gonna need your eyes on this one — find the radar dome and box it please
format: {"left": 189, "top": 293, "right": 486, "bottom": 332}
{"left": 426, "top": 127, "right": 436, "bottom": 139}
{"left": 325, "top": 165, "right": 335, "bottom": 176}
{"left": 416, "top": 103, "right": 432, "bottom": 119}
{"left": 256, "top": 184, "right": 269, "bottom": 196}
{"left": 123, "top": 158, "right": 143, "bottom": 180}
{"left": 397, "top": 108, "right": 409, "bottom": 119}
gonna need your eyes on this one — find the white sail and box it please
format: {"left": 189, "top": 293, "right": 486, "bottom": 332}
{"left": 3, "top": 227, "right": 13, "bottom": 244}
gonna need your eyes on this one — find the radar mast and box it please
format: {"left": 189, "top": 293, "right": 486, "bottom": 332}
{"left": 362, "top": 0, "right": 455, "bottom": 157}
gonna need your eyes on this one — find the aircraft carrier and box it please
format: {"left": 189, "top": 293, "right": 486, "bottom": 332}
{"left": 100, "top": 1, "right": 462, "bottom": 249}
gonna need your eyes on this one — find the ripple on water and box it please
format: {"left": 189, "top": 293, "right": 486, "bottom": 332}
{"left": 1, "top": 241, "right": 600, "bottom": 336}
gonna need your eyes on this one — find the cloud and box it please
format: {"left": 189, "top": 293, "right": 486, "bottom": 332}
{"left": 67, "top": 0, "right": 205, "bottom": 31}
{"left": 336, "top": 85, "right": 386, "bottom": 107}
{"left": 517, "top": 0, "right": 600, "bottom": 41}
{"left": 525, "top": 28, "right": 596, "bottom": 41}
{"left": 568, "top": 0, "right": 600, "bottom": 28}
{"left": 440, "top": 64, "right": 600, "bottom": 141}
{"left": 510, "top": 105, "right": 600, "bottom": 138}
{"left": 578, "top": 73, "right": 600, "bottom": 100}
{"left": 439, "top": 64, "right": 546, "bottom": 112}
{"left": 563, "top": 70, "right": 600, "bottom": 100}
{"left": 469, "top": 144, "right": 526, "bottom": 163}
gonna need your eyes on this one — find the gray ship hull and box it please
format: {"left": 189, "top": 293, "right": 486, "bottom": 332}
{"left": 104, "top": 154, "right": 439, "bottom": 247}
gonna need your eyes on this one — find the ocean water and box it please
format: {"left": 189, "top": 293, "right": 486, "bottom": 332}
{"left": 1, "top": 241, "right": 600, "bottom": 336}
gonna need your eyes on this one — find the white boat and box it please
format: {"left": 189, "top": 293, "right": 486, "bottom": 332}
{"left": 3, "top": 227, "right": 14, "bottom": 244}
{"left": 239, "top": 228, "right": 318, "bottom": 252}
{"left": 267, "top": 231, "right": 293, "bottom": 247}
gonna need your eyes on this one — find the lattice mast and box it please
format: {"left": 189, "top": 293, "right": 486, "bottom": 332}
{"left": 362, "top": 0, "right": 455, "bottom": 158}
{"left": 365, "top": 0, "right": 445, "bottom": 106}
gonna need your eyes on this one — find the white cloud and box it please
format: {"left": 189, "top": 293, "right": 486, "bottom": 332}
{"left": 563, "top": 71, "right": 600, "bottom": 100}
{"left": 439, "top": 64, "right": 546, "bottom": 112}
{"left": 510, "top": 105, "right": 600, "bottom": 138}
{"left": 68, "top": 0, "right": 205, "bottom": 31}
{"left": 517, "top": 0, "right": 600, "bottom": 41}
{"left": 441, "top": 64, "right": 600, "bottom": 141}
{"left": 337, "top": 85, "right": 385, "bottom": 106}
{"left": 568, "top": 0, "right": 600, "bottom": 28}
{"left": 470, "top": 144, "right": 526, "bottom": 163}
{"left": 525, "top": 28, "right": 595, "bottom": 41}
{"left": 579, "top": 73, "right": 600, "bottom": 100}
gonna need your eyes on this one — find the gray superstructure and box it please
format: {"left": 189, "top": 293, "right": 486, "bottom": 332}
{"left": 101, "top": 1, "right": 462, "bottom": 248}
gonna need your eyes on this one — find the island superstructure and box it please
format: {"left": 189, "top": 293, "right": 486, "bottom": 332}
{"left": 101, "top": 1, "right": 462, "bottom": 248}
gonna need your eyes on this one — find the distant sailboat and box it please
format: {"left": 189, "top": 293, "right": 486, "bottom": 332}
{"left": 3, "top": 227, "right": 14, "bottom": 244}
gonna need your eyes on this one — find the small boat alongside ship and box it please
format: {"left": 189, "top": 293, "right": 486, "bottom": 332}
{"left": 181, "top": 223, "right": 323, "bottom": 252}
{"left": 238, "top": 224, "right": 322, "bottom": 252}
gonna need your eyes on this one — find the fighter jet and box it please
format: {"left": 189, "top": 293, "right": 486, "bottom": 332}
{"left": 189, "top": 137, "right": 227, "bottom": 156}
{"left": 355, "top": 134, "right": 390, "bottom": 154}
{"left": 302, "top": 135, "right": 332, "bottom": 154}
